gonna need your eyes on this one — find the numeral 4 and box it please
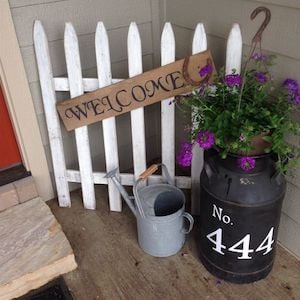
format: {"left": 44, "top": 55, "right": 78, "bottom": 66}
{"left": 206, "top": 228, "right": 226, "bottom": 255}
{"left": 228, "top": 234, "right": 254, "bottom": 259}
{"left": 256, "top": 227, "right": 274, "bottom": 255}
{"left": 206, "top": 227, "right": 275, "bottom": 259}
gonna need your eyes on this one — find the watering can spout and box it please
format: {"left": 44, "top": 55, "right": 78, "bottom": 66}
{"left": 104, "top": 168, "right": 137, "bottom": 217}
{"left": 104, "top": 168, "right": 119, "bottom": 179}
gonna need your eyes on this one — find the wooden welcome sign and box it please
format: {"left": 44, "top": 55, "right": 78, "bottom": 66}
{"left": 57, "top": 50, "right": 215, "bottom": 131}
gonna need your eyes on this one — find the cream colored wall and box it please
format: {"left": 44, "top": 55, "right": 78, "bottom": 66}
{"left": 1, "top": 0, "right": 53, "bottom": 200}
{"left": 8, "top": 0, "right": 163, "bottom": 194}
{"left": 165, "top": 0, "right": 300, "bottom": 258}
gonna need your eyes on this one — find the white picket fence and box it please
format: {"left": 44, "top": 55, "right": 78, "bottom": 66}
{"left": 33, "top": 21, "right": 242, "bottom": 213}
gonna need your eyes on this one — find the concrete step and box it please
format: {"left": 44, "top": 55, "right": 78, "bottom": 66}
{"left": 0, "top": 197, "right": 77, "bottom": 300}
{"left": 0, "top": 176, "right": 38, "bottom": 212}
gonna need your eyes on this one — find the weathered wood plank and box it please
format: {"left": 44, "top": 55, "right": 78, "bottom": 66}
{"left": 191, "top": 23, "right": 207, "bottom": 215}
{"left": 33, "top": 20, "right": 70, "bottom": 207}
{"left": 95, "top": 22, "right": 121, "bottom": 212}
{"left": 64, "top": 23, "right": 95, "bottom": 210}
{"left": 225, "top": 23, "right": 242, "bottom": 75}
{"left": 66, "top": 169, "right": 192, "bottom": 188}
{"left": 53, "top": 77, "right": 123, "bottom": 92}
{"left": 0, "top": 198, "right": 77, "bottom": 299}
{"left": 57, "top": 50, "right": 214, "bottom": 131}
{"left": 49, "top": 189, "right": 300, "bottom": 300}
{"left": 24, "top": 23, "right": 153, "bottom": 84}
{"left": 127, "top": 22, "right": 147, "bottom": 179}
{"left": 161, "top": 22, "right": 175, "bottom": 184}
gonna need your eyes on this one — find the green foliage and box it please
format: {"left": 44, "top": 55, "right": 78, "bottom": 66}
{"left": 181, "top": 55, "right": 300, "bottom": 174}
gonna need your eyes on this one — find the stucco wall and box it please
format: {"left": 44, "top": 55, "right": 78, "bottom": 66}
{"left": 164, "top": 0, "right": 300, "bottom": 258}
{"left": 9, "top": 0, "right": 164, "bottom": 192}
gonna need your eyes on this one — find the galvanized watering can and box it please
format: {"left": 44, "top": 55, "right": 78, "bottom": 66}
{"left": 105, "top": 164, "right": 194, "bottom": 257}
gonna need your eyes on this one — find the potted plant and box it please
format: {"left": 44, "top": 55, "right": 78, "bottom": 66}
{"left": 177, "top": 53, "right": 300, "bottom": 173}
{"left": 176, "top": 30, "right": 300, "bottom": 282}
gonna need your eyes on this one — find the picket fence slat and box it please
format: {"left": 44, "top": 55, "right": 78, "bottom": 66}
{"left": 191, "top": 23, "right": 207, "bottom": 215}
{"left": 161, "top": 23, "right": 175, "bottom": 184}
{"left": 226, "top": 23, "right": 242, "bottom": 75}
{"left": 33, "top": 20, "right": 71, "bottom": 207}
{"left": 54, "top": 78, "right": 122, "bottom": 92}
{"left": 128, "top": 22, "right": 147, "bottom": 179}
{"left": 34, "top": 20, "right": 241, "bottom": 213}
{"left": 96, "top": 22, "right": 121, "bottom": 211}
{"left": 64, "top": 23, "right": 95, "bottom": 210}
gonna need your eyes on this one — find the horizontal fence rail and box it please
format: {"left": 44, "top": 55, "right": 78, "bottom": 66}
{"left": 33, "top": 20, "right": 242, "bottom": 212}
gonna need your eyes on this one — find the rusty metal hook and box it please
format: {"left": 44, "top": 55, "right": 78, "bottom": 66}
{"left": 251, "top": 6, "right": 271, "bottom": 43}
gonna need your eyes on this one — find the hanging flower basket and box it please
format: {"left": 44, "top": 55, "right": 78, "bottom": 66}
{"left": 176, "top": 54, "right": 300, "bottom": 173}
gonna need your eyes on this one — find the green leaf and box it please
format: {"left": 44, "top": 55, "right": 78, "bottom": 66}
{"left": 262, "top": 136, "right": 272, "bottom": 142}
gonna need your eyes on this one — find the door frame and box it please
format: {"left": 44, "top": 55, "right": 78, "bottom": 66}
{"left": 0, "top": 1, "right": 54, "bottom": 200}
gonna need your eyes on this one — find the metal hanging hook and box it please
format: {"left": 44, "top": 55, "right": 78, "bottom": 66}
{"left": 250, "top": 6, "right": 271, "bottom": 43}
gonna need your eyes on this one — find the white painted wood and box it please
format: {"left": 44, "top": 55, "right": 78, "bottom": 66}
{"left": 96, "top": 22, "right": 121, "bottom": 212}
{"left": 191, "top": 23, "right": 207, "bottom": 215}
{"left": 66, "top": 169, "right": 192, "bottom": 189}
{"left": 35, "top": 21, "right": 225, "bottom": 212}
{"left": 33, "top": 20, "right": 70, "bottom": 207}
{"left": 225, "top": 23, "right": 242, "bottom": 75}
{"left": 192, "top": 23, "right": 207, "bottom": 53}
{"left": 161, "top": 22, "right": 175, "bottom": 184}
{"left": 128, "top": 22, "right": 147, "bottom": 179}
{"left": 54, "top": 77, "right": 122, "bottom": 92}
{"left": 64, "top": 23, "right": 95, "bottom": 210}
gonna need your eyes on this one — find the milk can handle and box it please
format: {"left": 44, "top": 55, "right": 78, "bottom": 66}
{"left": 181, "top": 212, "right": 194, "bottom": 234}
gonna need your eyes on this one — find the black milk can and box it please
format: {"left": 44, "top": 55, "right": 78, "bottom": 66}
{"left": 198, "top": 149, "right": 286, "bottom": 283}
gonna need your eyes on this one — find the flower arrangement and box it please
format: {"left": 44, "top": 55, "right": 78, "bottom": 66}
{"left": 177, "top": 52, "right": 300, "bottom": 173}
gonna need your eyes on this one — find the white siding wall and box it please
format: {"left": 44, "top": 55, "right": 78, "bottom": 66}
{"left": 164, "top": 0, "right": 300, "bottom": 259}
{"left": 9, "top": 0, "right": 163, "bottom": 193}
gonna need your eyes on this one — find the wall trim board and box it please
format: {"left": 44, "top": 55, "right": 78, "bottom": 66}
{"left": 0, "top": 0, "right": 54, "bottom": 200}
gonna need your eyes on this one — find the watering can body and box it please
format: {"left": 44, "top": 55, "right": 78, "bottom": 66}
{"left": 136, "top": 183, "right": 193, "bottom": 257}
{"left": 106, "top": 164, "right": 194, "bottom": 257}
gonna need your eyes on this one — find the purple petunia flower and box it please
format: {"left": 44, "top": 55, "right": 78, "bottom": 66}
{"left": 254, "top": 71, "right": 268, "bottom": 84}
{"left": 283, "top": 79, "right": 298, "bottom": 92}
{"left": 199, "top": 64, "right": 213, "bottom": 77}
{"left": 295, "top": 94, "right": 300, "bottom": 105}
{"left": 237, "top": 156, "right": 256, "bottom": 171}
{"left": 176, "top": 141, "right": 193, "bottom": 167}
{"left": 224, "top": 74, "right": 242, "bottom": 87}
{"left": 196, "top": 130, "right": 215, "bottom": 150}
{"left": 251, "top": 53, "right": 267, "bottom": 61}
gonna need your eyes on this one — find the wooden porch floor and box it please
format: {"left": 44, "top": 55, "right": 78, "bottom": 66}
{"left": 48, "top": 187, "right": 300, "bottom": 300}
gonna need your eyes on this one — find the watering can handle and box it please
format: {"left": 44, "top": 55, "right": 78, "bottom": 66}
{"left": 181, "top": 212, "right": 194, "bottom": 234}
{"left": 138, "top": 164, "right": 173, "bottom": 185}
{"left": 139, "top": 164, "right": 159, "bottom": 180}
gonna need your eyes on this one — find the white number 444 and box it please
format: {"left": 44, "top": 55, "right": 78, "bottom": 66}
{"left": 206, "top": 227, "right": 274, "bottom": 259}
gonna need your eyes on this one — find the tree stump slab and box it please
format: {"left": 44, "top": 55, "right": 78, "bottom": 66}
{"left": 0, "top": 197, "right": 77, "bottom": 300}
